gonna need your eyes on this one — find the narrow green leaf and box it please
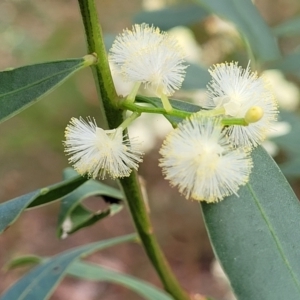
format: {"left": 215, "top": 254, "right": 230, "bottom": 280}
{"left": 269, "top": 52, "right": 300, "bottom": 77}
{"left": 0, "top": 234, "right": 137, "bottom": 300}
{"left": 57, "top": 168, "right": 124, "bottom": 238}
{"left": 273, "top": 110, "right": 300, "bottom": 156}
{"left": 0, "top": 55, "right": 96, "bottom": 123}
{"left": 183, "top": 63, "right": 210, "bottom": 90}
{"left": 201, "top": 147, "right": 300, "bottom": 300}
{"left": 273, "top": 17, "right": 300, "bottom": 37}
{"left": 4, "top": 256, "right": 42, "bottom": 271}
{"left": 134, "top": 4, "right": 208, "bottom": 31}
{"left": 194, "top": 0, "right": 281, "bottom": 62}
{"left": 0, "top": 175, "right": 88, "bottom": 234}
{"left": 68, "top": 261, "right": 173, "bottom": 300}
{"left": 272, "top": 110, "right": 300, "bottom": 177}
{"left": 280, "top": 157, "right": 300, "bottom": 178}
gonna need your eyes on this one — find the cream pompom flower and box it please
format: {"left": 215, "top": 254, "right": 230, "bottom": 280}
{"left": 206, "top": 62, "right": 278, "bottom": 148}
{"left": 64, "top": 117, "right": 143, "bottom": 179}
{"left": 159, "top": 114, "right": 252, "bottom": 203}
{"left": 109, "top": 23, "right": 187, "bottom": 97}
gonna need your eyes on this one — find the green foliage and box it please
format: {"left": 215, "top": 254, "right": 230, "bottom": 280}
{"left": 183, "top": 63, "right": 210, "bottom": 90}
{"left": 68, "top": 261, "right": 173, "bottom": 300}
{"left": 4, "top": 256, "right": 42, "bottom": 271}
{"left": 273, "top": 110, "right": 300, "bottom": 177}
{"left": 274, "top": 110, "right": 300, "bottom": 155}
{"left": 273, "top": 17, "right": 300, "bottom": 37}
{"left": 2, "top": 1, "right": 300, "bottom": 299}
{"left": 136, "top": 96, "right": 202, "bottom": 125}
{"left": 134, "top": 4, "right": 208, "bottom": 30}
{"left": 5, "top": 256, "right": 173, "bottom": 300}
{"left": 194, "top": 0, "right": 281, "bottom": 62}
{"left": 0, "top": 175, "right": 88, "bottom": 235}
{"left": 269, "top": 52, "right": 300, "bottom": 79}
{"left": 134, "top": 0, "right": 281, "bottom": 63}
{"left": 202, "top": 147, "right": 300, "bottom": 300}
{"left": 57, "top": 168, "right": 124, "bottom": 237}
{"left": 0, "top": 57, "right": 94, "bottom": 123}
{"left": 0, "top": 234, "right": 137, "bottom": 300}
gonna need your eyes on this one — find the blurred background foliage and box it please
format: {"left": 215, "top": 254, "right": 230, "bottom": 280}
{"left": 1, "top": 0, "right": 300, "bottom": 299}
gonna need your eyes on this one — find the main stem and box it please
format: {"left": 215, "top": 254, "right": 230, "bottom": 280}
{"left": 77, "top": 0, "right": 189, "bottom": 299}
{"left": 120, "top": 174, "right": 190, "bottom": 299}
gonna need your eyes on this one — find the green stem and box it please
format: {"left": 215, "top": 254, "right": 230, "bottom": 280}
{"left": 127, "top": 82, "right": 141, "bottom": 103}
{"left": 120, "top": 173, "right": 190, "bottom": 300}
{"left": 78, "top": 0, "right": 122, "bottom": 130}
{"left": 160, "top": 93, "right": 173, "bottom": 112}
{"left": 77, "top": 1, "right": 189, "bottom": 299}
{"left": 121, "top": 100, "right": 192, "bottom": 119}
{"left": 122, "top": 100, "right": 249, "bottom": 127}
{"left": 222, "top": 118, "right": 248, "bottom": 126}
{"left": 119, "top": 111, "right": 141, "bottom": 130}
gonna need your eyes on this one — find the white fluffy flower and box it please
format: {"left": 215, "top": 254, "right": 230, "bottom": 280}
{"left": 159, "top": 114, "right": 252, "bottom": 203}
{"left": 64, "top": 117, "right": 143, "bottom": 179}
{"left": 206, "top": 62, "right": 278, "bottom": 148}
{"left": 109, "top": 23, "right": 187, "bottom": 96}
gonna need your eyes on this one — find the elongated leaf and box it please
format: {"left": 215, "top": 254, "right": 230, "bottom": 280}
{"left": 272, "top": 110, "right": 300, "bottom": 156}
{"left": 134, "top": 4, "right": 208, "bottom": 31}
{"left": 57, "top": 168, "right": 124, "bottom": 238}
{"left": 194, "top": 0, "right": 281, "bottom": 62}
{"left": 273, "top": 17, "right": 300, "bottom": 37}
{"left": 280, "top": 157, "right": 300, "bottom": 178}
{"left": 4, "top": 256, "right": 42, "bottom": 271}
{"left": 0, "top": 55, "right": 96, "bottom": 123}
{"left": 68, "top": 261, "right": 173, "bottom": 300}
{"left": 0, "top": 234, "right": 137, "bottom": 300}
{"left": 272, "top": 110, "right": 300, "bottom": 177}
{"left": 0, "top": 175, "right": 88, "bottom": 234}
{"left": 269, "top": 52, "right": 300, "bottom": 77}
{"left": 201, "top": 147, "right": 300, "bottom": 300}
{"left": 183, "top": 63, "right": 210, "bottom": 90}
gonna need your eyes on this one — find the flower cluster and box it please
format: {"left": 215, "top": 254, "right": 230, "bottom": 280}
{"left": 206, "top": 62, "right": 278, "bottom": 148}
{"left": 159, "top": 115, "right": 253, "bottom": 202}
{"left": 63, "top": 24, "right": 278, "bottom": 204}
{"left": 64, "top": 117, "right": 143, "bottom": 180}
{"left": 110, "top": 23, "right": 187, "bottom": 97}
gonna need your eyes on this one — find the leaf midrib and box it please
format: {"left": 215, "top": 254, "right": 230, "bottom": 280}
{"left": 247, "top": 183, "right": 300, "bottom": 293}
{"left": 0, "top": 65, "right": 82, "bottom": 100}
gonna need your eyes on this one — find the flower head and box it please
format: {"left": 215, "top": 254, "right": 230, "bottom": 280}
{"left": 159, "top": 114, "right": 252, "bottom": 203}
{"left": 206, "top": 62, "right": 278, "bottom": 148}
{"left": 64, "top": 117, "right": 143, "bottom": 179}
{"left": 109, "top": 23, "right": 187, "bottom": 96}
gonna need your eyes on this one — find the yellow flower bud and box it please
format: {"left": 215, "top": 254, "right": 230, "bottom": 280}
{"left": 244, "top": 106, "right": 264, "bottom": 124}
